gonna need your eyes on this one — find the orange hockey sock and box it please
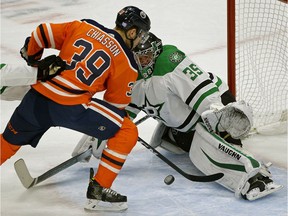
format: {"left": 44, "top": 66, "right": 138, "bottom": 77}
{"left": 94, "top": 117, "right": 138, "bottom": 188}
{"left": 0, "top": 134, "right": 20, "bottom": 165}
{"left": 94, "top": 148, "right": 127, "bottom": 188}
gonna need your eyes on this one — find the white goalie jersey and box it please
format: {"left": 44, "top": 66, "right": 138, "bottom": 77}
{"left": 126, "top": 44, "right": 228, "bottom": 132}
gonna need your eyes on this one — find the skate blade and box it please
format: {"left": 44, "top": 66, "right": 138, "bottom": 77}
{"left": 246, "top": 184, "right": 283, "bottom": 201}
{"left": 84, "top": 199, "right": 128, "bottom": 212}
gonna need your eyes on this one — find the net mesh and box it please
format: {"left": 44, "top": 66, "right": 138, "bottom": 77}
{"left": 235, "top": 0, "right": 287, "bottom": 131}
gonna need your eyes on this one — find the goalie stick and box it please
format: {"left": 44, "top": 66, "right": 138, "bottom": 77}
{"left": 137, "top": 136, "right": 224, "bottom": 182}
{"left": 14, "top": 115, "right": 150, "bottom": 189}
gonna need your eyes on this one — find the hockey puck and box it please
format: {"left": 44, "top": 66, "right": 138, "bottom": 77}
{"left": 164, "top": 175, "right": 175, "bottom": 185}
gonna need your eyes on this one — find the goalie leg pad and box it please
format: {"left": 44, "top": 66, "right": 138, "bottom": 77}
{"left": 72, "top": 134, "right": 93, "bottom": 162}
{"left": 158, "top": 139, "right": 186, "bottom": 155}
{"left": 72, "top": 135, "right": 107, "bottom": 161}
{"left": 150, "top": 122, "right": 167, "bottom": 148}
{"left": 1, "top": 86, "right": 30, "bottom": 101}
{"left": 150, "top": 122, "right": 186, "bottom": 154}
{"left": 0, "top": 63, "right": 37, "bottom": 86}
{"left": 189, "top": 122, "right": 261, "bottom": 196}
{"left": 241, "top": 173, "right": 283, "bottom": 201}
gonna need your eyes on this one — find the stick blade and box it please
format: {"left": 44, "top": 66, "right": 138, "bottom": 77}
{"left": 14, "top": 159, "right": 35, "bottom": 189}
{"left": 200, "top": 172, "right": 224, "bottom": 182}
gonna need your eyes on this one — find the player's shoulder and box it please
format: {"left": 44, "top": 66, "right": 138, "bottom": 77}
{"left": 153, "top": 44, "right": 186, "bottom": 76}
{"left": 81, "top": 19, "right": 105, "bottom": 29}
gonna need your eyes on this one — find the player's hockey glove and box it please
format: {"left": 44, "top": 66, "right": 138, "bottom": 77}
{"left": 20, "top": 36, "right": 44, "bottom": 66}
{"left": 36, "top": 55, "right": 66, "bottom": 81}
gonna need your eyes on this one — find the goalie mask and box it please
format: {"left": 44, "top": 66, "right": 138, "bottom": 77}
{"left": 133, "top": 32, "right": 163, "bottom": 79}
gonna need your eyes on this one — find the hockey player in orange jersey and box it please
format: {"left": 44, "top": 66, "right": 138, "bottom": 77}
{"left": 0, "top": 6, "right": 151, "bottom": 211}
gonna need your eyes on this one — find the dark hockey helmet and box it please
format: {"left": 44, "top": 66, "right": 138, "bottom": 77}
{"left": 133, "top": 32, "right": 163, "bottom": 79}
{"left": 116, "top": 6, "right": 151, "bottom": 34}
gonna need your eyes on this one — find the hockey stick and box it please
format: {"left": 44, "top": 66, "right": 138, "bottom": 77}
{"left": 137, "top": 136, "right": 224, "bottom": 182}
{"left": 134, "top": 114, "right": 151, "bottom": 125}
{"left": 14, "top": 148, "right": 93, "bottom": 189}
{"left": 14, "top": 115, "right": 151, "bottom": 189}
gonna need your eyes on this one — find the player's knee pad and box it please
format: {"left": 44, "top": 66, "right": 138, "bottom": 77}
{"left": 189, "top": 122, "right": 262, "bottom": 198}
{"left": 122, "top": 116, "right": 138, "bottom": 148}
{"left": 150, "top": 122, "right": 186, "bottom": 154}
{"left": 107, "top": 117, "right": 138, "bottom": 154}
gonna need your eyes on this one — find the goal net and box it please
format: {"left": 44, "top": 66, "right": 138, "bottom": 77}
{"left": 227, "top": 0, "right": 287, "bottom": 134}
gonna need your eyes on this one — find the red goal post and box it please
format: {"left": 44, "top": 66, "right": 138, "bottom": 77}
{"left": 227, "top": 0, "right": 287, "bottom": 134}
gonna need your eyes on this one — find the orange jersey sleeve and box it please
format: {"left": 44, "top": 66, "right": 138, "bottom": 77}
{"left": 29, "top": 19, "right": 139, "bottom": 108}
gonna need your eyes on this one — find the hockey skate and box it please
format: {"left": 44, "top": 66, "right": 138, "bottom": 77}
{"left": 241, "top": 173, "right": 283, "bottom": 201}
{"left": 84, "top": 168, "right": 128, "bottom": 212}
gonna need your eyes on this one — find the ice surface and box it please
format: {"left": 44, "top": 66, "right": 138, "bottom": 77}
{"left": 1, "top": 0, "right": 287, "bottom": 215}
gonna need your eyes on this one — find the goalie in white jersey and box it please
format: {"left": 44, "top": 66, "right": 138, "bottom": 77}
{"left": 124, "top": 32, "right": 282, "bottom": 201}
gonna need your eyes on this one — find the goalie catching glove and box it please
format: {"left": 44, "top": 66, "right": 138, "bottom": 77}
{"left": 201, "top": 100, "right": 253, "bottom": 139}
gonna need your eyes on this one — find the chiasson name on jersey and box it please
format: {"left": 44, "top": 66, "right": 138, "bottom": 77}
{"left": 87, "top": 29, "right": 121, "bottom": 57}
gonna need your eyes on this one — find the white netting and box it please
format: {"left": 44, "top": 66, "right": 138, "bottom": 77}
{"left": 235, "top": 0, "right": 287, "bottom": 134}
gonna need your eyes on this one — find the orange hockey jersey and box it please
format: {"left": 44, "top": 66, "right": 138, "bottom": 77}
{"left": 28, "top": 19, "right": 138, "bottom": 108}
